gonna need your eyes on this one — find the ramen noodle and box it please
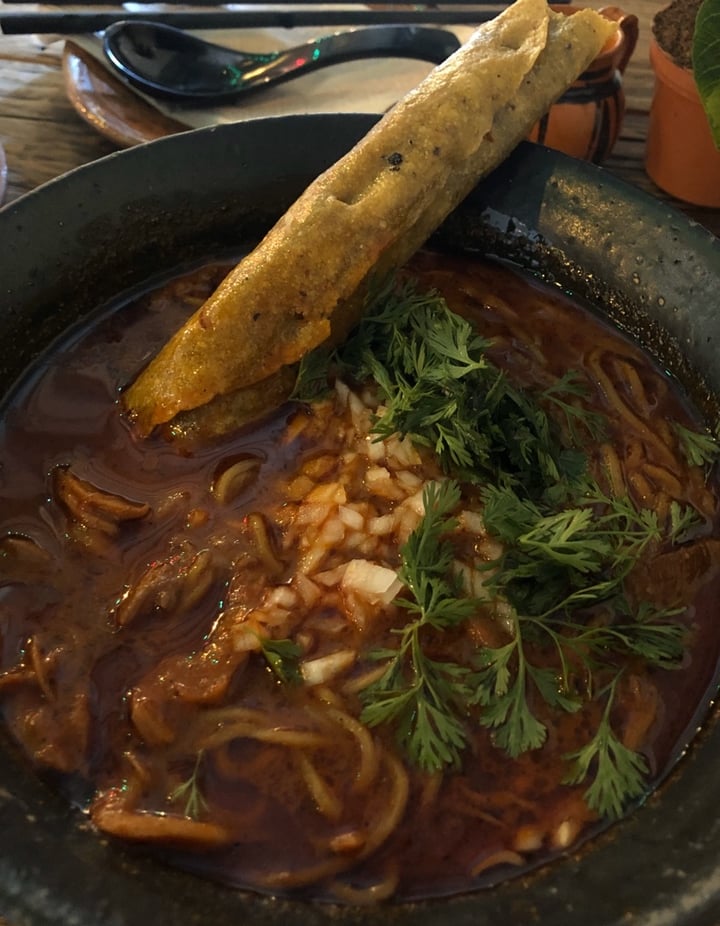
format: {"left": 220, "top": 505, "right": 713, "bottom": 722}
{"left": 0, "top": 252, "right": 718, "bottom": 903}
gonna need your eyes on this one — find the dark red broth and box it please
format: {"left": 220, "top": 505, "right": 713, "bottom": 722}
{"left": 0, "top": 253, "right": 718, "bottom": 903}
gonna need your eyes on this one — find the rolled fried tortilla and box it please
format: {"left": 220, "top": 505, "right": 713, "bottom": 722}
{"left": 124, "top": 0, "right": 616, "bottom": 439}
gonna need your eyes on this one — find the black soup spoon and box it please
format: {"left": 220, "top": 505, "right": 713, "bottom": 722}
{"left": 102, "top": 21, "right": 462, "bottom": 104}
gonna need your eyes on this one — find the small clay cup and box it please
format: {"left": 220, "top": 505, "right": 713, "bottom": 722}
{"left": 527, "top": 5, "right": 638, "bottom": 164}
{"left": 645, "top": 38, "right": 720, "bottom": 208}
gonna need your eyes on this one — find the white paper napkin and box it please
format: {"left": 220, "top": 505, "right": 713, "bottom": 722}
{"left": 68, "top": 9, "right": 475, "bottom": 131}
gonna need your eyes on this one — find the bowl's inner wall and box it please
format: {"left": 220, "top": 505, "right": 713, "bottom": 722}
{"left": 1, "top": 116, "right": 720, "bottom": 926}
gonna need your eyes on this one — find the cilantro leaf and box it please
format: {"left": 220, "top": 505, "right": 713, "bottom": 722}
{"left": 258, "top": 636, "right": 303, "bottom": 685}
{"left": 169, "top": 750, "right": 207, "bottom": 819}
{"left": 563, "top": 679, "right": 648, "bottom": 819}
{"left": 472, "top": 633, "right": 548, "bottom": 757}
{"left": 541, "top": 372, "right": 607, "bottom": 445}
{"left": 674, "top": 422, "right": 720, "bottom": 470}
{"left": 291, "top": 349, "right": 332, "bottom": 402}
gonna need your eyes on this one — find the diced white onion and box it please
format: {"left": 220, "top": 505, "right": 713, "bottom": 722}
{"left": 367, "top": 513, "right": 396, "bottom": 536}
{"left": 396, "top": 470, "right": 423, "bottom": 489}
{"left": 307, "top": 482, "right": 347, "bottom": 506}
{"left": 365, "top": 436, "right": 386, "bottom": 463}
{"left": 334, "top": 379, "right": 351, "bottom": 408}
{"left": 294, "top": 502, "right": 332, "bottom": 527}
{"left": 264, "top": 607, "right": 291, "bottom": 628}
{"left": 318, "top": 517, "right": 346, "bottom": 547}
{"left": 341, "top": 559, "right": 403, "bottom": 605}
{"left": 233, "top": 620, "right": 263, "bottom": 652}
{"left": 386, "top": 434, "right": 422, "bottom": 467}
{"left": 348, "top": 391, "right": 370, "bottom": 430}
{"left": 295, "top": 573, "right": 322, "bottom": 606}
{"left": 365, "top": 466, "right": 404, "bottom": 500}
{"left": 402, "top": 487, "right": 427, "bottom": 516}
{"left": 300, "top": 540, "right": 331, "bottom": 575}
{"left": 264, "top": 585, "right": 296, "bottom": 610}
{"left": 338, "top": 505, "right": 365, "bottom": 531}
{"left": 301, "top": 649, "right": 356, "bottom": 686}
{"left": 459, "top": 509, "right": 486, "bottom": 535}
{"left": 313, "top": 564, "right": 348, "bottom": 587}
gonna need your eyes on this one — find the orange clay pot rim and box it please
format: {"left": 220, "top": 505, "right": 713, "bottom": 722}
{"left": 550, "top": 4, "right": 626, "bottom": 59}
{"left": 649, "top": 37, "right": 700, "bottom": 102}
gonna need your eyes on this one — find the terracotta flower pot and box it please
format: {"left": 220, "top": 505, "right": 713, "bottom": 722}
{"left": 527, "top": 5, "right": 638, "bottom": 163}
{"left": 645, "top": 38, "right": 720, "bottom": 208}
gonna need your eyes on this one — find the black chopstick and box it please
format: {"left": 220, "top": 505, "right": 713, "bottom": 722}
{"left": 0, "top": 7, "right": 506, "bottom": 33}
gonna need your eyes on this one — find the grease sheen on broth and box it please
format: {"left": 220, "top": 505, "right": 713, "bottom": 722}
{"left": 0, "top": 252, "right": 718, "bottom": 903}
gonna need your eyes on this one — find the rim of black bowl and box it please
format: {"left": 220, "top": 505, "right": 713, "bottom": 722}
{"left": 1, "top": 114, "right": 719, "bottom": 926}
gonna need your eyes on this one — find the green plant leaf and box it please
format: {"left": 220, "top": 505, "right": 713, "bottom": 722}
{"left": 693, "top": 0, "right": 720, "bottom": 148}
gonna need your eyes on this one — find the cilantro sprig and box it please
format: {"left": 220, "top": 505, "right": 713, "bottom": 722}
{"left": 674, "top": 422, "right": 720, "bottom": 471}
{"left": 295, "top": 278, "right": 595, "bottom": 501}
{"left": 258, "top": 635, "right": 302, "bottom": 685}
{"left": 473, "top": 605, "right": 686, "bottom": 805}
{"left": 360, "top": 481, "right": 479, "bottom": 772}
{"left": 563, "top": 676, "right": 649, "bottom": 819}
{"left": 480, "top": 483, "right": 663, "bottom": 618}
{"left": 470, "top": 480, "right": 687, "bottom": 812}
{"left": 472, "top": 616, "right": 565, "bottom": 758}
{"left": 169, "top": 750, "right": 207, "bottom": 819}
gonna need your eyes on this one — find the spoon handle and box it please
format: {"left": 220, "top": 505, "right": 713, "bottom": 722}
{"left": 258, "top": 26, "right": 461, "bottom": 84}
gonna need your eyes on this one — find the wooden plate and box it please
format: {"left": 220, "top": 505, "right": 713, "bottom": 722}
{"left": 62, "top": 40, "right": 187, "bottom": 148}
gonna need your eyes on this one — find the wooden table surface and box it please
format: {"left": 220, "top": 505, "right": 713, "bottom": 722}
{"left": 1, "top": 0, "right": 720, "bottom": 236}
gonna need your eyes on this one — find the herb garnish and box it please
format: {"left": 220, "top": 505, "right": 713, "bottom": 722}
{"left": 359, "top": 481, "right": 479, "bottom": 772}
{"left": 296, "top": 279, "right": 599, "bottom": 502}
{"left": 295, "top": 275, "right": 709, "bottom": 819}
{"left": 473, "top": 604, "right": 686, "bottom": 809}
{"left": 258, "top": 635, "right": 303, "bottom": 685}
{"left": 563, "top": 676, "right": 649, "bottom": 819}
{"left": 480, "top": 482, "right": 667, "bottom": 617}
{"left": 170, "top": 750, "right": 207, "bottom": 819}
{"left": 360, "top": 477, "right": 686, "bottom": 814}
{"left": 674, "top": 422, "right": 720, "bottom": 470}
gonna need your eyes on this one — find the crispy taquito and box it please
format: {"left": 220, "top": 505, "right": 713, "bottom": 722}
{"left": 124, "top": 0, "right": 616, "bottom": 440}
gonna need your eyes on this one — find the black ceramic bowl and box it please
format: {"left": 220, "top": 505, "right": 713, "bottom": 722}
{"left": 1, "top": 115, "right": 720, "bottom": 926}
